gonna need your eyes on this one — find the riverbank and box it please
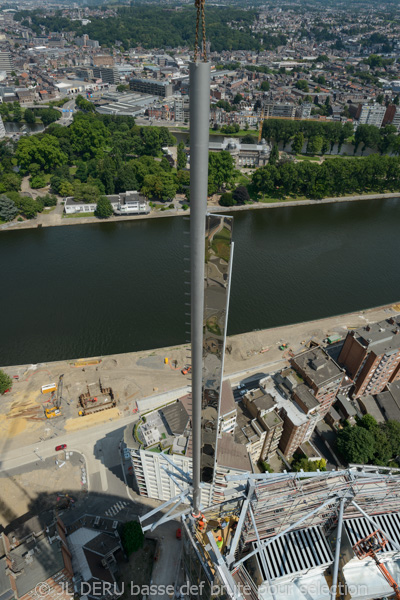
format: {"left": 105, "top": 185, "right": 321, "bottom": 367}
{"left": 1, "top": 191, "right": 399, "bottom": 233}
{"left": 1, "top": 302, "right": 398, "bottom": 452}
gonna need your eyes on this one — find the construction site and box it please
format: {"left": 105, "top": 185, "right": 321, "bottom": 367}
{"left": 154, "top": 467, "right": 400, "bottom": 600}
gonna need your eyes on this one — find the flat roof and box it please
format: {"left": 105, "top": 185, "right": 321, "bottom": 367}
{"left": 217, "top": 432, "right": 252, "bottom": 472}
{"left": 293, "top": 384, "right": 319, "bottom": 411}
{"left": 292, "top": 347, "right": 343, "bottom": 387}
{"left": 160, "top": 400, "right": 189, "bottom": 436}
{"left": 354, "top": 317, "right": 400, "bottom": 356}
{"left": 220, "top": 380, "right": 236, "bottom": 416}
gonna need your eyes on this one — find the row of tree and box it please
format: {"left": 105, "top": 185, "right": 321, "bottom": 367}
{"left": 251, "top": 154, "right": 400, "bottom": 199}
{"left": 262, "top": 119, "right": 354, "bottom": 152}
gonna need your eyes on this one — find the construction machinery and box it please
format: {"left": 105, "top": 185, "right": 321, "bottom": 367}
{"left": 78, "top": 379, "right": 116, "bottom": 416}
{"left": 353, "top": 530, "right": 400, "bottom": 600}
{"left": 45, "top": 374, "right": 64, "bottom": 419}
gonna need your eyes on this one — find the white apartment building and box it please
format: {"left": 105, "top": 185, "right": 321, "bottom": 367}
{"left": 357, "top": 103, "right": 386, "bottom": 128}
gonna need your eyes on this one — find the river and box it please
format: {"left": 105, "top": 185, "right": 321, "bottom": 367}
{"left": 1, "top": 197, "right": 400, "bottom": 367}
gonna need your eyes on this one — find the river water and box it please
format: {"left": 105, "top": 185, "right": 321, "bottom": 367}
{"left": 1, "top": 197, "right": 400, "bottom": 366}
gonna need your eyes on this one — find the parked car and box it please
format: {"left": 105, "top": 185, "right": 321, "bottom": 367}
{"left": 55, "top": 444, "right": 67, "bottom": 451}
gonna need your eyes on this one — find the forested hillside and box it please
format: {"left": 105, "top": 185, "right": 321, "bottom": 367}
{"left": 14, "top": 6, "right": 286, "bottom": 52}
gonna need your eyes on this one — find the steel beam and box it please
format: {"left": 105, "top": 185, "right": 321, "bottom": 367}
{"left": 330, "top": 496, "right": 346, "bottom": 600}
{"left": 233, "top": 495, "right": 340, "bottom": 569}
{"left": 226, "top": 484, "right": 254, "bottom": 566}
{"left": 189, "top": 59, "right": 210, "bottom": 513}
{"left": 248, "top": 504, "right": 277, "bottom": 600}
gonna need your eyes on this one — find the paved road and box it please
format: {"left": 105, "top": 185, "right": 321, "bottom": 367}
{"left": 57, "top": 99, "right": 75, "bottom": 126}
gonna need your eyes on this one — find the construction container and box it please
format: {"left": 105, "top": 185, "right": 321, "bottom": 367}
{"left": 41, "top": 383, "right": 57, "bottom": 394}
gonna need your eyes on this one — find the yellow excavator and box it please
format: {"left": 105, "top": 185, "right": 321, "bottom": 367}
{"left": 45, "top": 374, "right": 64, "bottom": 419}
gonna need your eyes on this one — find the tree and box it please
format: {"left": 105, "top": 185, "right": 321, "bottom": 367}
{"left": 16, "top": 135, "right": 68, "bottom": 173}
{"left": 0, "top": 370, "right": 12, "bottom": 394}
{"left": 208, "top": 151, "right": 235, "bottom": 195}
{"left": 269, "top": 144, "right": 279, "bottom": 166}
{"left": 260, "top": 80, "right": 270, "bottom": 92}
{"left": 382, "top": 420, "right": 400, "bottom": 458}
{"left": 58, "top": 180, "right": 74, "bottom": 197}
{"left": 233, "top": 93, "right": 243, "bottom": 105}
{"left": 24, "top": 108, "right": 36, "bottom": 124}
{"left": 0, "top": 195, "right": 18, "bottom": 221}
{"left": 219, "top": 192, "right": 236, "bottom": 207}
{"left": 241, "top": 134, "right": 257, "bottom": 145}
{"left": 291, "top": 132, "right": 304, "bottom": 154}
{"left": 13, "top": 104, "right": 22, "bottom": 122}
{"left": 292, "top": 454, "right": 326, "bottom": 472}
{"left": 232, "top": 186, "right": 250, "bottom": 204}
{"left": 75, "top": 94, "right": 96, "bottom": 113}
{"left": 95, "top": 196, "right": 113, "bottom": 218}
{"left": 0, "top": 172, "right": 22, "bottom": 193}
{"left": 336, "top": 425, "right": 375, "bottom": 464}
{"left": 177, "top": 142, "right": 187, "bottom": 170}
{"left": 14, "top": 196, "right": 41, "bottom": 219}
{"left": 117, "top": 84, "right": 129, "bottom": 92}
{"left": 121, "top": 521, "right": 144, "bottom": 556}
{"left": 30, "top": 174, "right": 47, "bottom": 189}
{"left": 296, "top": 79, "right": 309, "bottom": 92}
{"left": 41, "top": 194, "right": 57, "bottom": 207}
{"left": 307, "top": 136, "right": 323, "bottom": 155}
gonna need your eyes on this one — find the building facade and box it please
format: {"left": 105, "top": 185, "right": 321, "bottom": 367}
{"left": 356, "top": 103, "right": 386, "bottom": 127}
{"left": 130, "top": 77, "right": 173, "bottom": 98}
{"left": 290, "top": 347, "right": 345, "bottom": 418}
{"left": 338, "top": 316, "right": 400, "bottom": 398}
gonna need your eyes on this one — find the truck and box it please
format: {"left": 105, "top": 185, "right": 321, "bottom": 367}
{"left": 327, "top": 334, "right": 342, "bottom": 344}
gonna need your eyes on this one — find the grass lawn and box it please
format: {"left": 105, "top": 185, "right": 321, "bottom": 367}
{"left": 62, "top": 212, "right": 95, "bottom": 219}
{"left": 295, "top": 154, "right": 320, "bottom": 161}
{"left": 43, "top": 206, "right": 56, "bottom": 213}
{"left": 209, "top": 129, "right": 258, "bottom": 137}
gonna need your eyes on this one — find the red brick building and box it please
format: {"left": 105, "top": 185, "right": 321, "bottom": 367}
{"left": 290, "top": 347, "right": 345, "bottom": 418}
{"left": 338, "top": 316, "right": 400, "bottom": 398}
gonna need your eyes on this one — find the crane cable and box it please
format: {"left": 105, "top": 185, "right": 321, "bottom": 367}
{"left": 194, "top": 0, "right": 207, "bottom": 63}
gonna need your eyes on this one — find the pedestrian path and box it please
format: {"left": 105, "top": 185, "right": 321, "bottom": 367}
{"left": 105, "top": 501, "right": 128, "bottom": 517}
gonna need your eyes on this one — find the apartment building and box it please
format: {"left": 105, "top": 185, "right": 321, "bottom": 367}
{"left": 259, "top": 375, "right": 320, "bottom": 459}
{"left": 125, "top": 392, "right": 250, "bottom": 504}
{"left": 130, "top": 77, "right": 173, "bottom": 98}
{"left": 174, "top": 96, "right": 190, "bottom": 122}
{"left": 338, "top": 317, "right": 400, "bottom": 398}
{"left": 236, "top": 390, "right": 283, "bottom": 464}
{"left": 92, "top": 66, "right": 120, "bottom": 84}
{"left": 296, "top": 102, "right": 313, "bottom": 119}
{"left": 0, "top": 51, "right": 13, "bottom": 76}
{"left": 290, "top": 347, "right": 345, "bottom": 418}
{"left": 355, "top": 103, "right": 386, "bottom": 127}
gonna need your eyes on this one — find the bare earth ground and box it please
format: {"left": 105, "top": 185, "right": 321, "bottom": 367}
{"left": 0, "top": 303, "right": 399, "bottom": 456}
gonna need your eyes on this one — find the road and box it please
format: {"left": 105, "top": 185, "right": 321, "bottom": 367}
{"left": 57, "top": 99, "right": 75, "bottom": 126}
